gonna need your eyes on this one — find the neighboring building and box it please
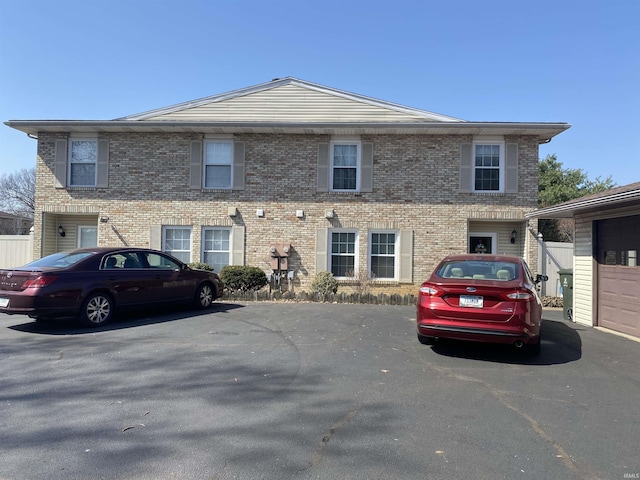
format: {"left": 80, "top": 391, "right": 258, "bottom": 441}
{"left": 527, "top": 182, "right": 640, "bottom": 338}
{"left": 0, "top": 211, "right": 32, "bottom": 235}
{"left": 5, "top": 77, "right": 569, "bottom": 294}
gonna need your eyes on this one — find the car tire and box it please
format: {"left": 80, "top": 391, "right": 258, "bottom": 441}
{"left": 80, "top": 292, "right": 114, "bottom": 327}
{"left": 194, "top": 282, "right": 215, "bottom": 309}
{"left": 417, "top": 333, "right": 435, "bottom": 345}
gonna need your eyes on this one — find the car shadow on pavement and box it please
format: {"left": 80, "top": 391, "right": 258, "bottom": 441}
{"left": 428, "top": 318, "right": 582, "bottom": 366}
{"left": 8, "top": 302, "right": 244, "bottom": 335}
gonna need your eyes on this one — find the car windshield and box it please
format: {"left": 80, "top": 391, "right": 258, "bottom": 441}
{"left": 24, "top": 251, "right": 94, "bottom": 269}
{"left": 436, "top": 260, "right": 518, "bottom": 280}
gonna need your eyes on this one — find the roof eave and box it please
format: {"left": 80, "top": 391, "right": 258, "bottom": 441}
{"left": 526, "top": 190, "right": 640, "bottom": 219}
{"left": 4, "top": 120, "right": 571, "bottom": 141}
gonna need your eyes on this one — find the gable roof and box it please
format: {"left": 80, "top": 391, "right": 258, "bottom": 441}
{"left": 526, "top": 181, "right": 640, "bottom": 219}
{"left": 119, "top": 77, "right": 464, "bottom": 123}
{"left": 5, "top": 77, "right": 570, "bottom": 141}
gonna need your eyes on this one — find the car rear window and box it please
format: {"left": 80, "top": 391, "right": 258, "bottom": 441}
{"left": 436, "top": 260, "right": 518, "bottom": 280}
{"left": 24, "top": 251, "right": 94, "bottom": 269}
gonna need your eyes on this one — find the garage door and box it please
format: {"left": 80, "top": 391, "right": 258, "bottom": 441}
{"left": 596, "top": 215, "right": 640, "bottom": 337}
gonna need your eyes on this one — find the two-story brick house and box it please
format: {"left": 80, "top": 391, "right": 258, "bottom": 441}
{"left": 5, "top": 77, "right": 569, "bottom": 293}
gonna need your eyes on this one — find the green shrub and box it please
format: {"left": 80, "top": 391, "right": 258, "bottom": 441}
{"left": 311, "top": 271, "right": 338, "bottom": 295}
{"left": 188, "top": 261, "right": 214, "bottom": 271}
{"left": 220, "top": 266, "right": 268, "bottom": 292}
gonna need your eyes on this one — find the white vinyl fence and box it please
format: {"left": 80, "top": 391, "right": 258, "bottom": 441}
{"left": 0, "top": 234, "right": 34, "bottom": 268}
{"left": 538, "top": 241, "right": 574, "bottom": 297}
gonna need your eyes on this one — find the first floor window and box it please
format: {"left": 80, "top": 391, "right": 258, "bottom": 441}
{"left": 163, "top": 227, "right": 192, "bottom": 263}
{"left": 369, "top": 232, "right": 397, "bottom": 279}
{"left": 473, "top": 143, "right": 503, "bottom": 192}
{"left": 331, "top": 230, "right": 357, "bottom": 277}
{"left": 69, "top": 139, "right": 97, "bottom": 186}
{"left": 204, "top": 140, "right": 233, "bottom": 189}
{"left": 331, "top": 141, "right": 360, "bottom": 191}
{"left": 203, "top": 228, "right": 231, "bottom": 273}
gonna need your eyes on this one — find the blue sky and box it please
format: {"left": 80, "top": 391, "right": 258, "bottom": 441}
{"left": 1, "top": 0, "right": 638, "bottom": 185}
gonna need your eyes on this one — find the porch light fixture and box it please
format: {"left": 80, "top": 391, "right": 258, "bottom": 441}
{"left": 58, "top": 226, "right": 66, "bottom": 237}
{"left": 510, "top": 229, "right": 517, "bottom": 244}
{"left": 325, "top": 209, "right": 335, "bottom": 219}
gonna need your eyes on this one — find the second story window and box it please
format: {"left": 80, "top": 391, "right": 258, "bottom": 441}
{"left": 204, "top": 140, "right": 233, "bottom": 189}
{"left": 69, "top": 139, "right": 97, "bottom": 186}
{"left": 331, "top": 141, "right": 360, "bottom": 191}
{"left": 473, "top": 142, "right": 503, "bottom": 192}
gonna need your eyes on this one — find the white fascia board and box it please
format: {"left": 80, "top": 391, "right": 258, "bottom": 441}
{"left": 526, "top": 190, "right": 640, "bottom": 219}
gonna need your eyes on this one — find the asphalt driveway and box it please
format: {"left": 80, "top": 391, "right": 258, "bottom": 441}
{"left": 1, "top": 303, "right": 638, "bottom": 480}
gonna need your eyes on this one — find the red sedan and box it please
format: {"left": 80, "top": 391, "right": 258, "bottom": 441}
{"left": 416, "top": 254, "right": 547, "bottom": 355}
{"left": 0, "top": 247, "right": 224, "bottom": 327}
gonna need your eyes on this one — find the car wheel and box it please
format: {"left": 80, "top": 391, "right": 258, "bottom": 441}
{"left": 194, "top": 282, "right": 215, "bottom": 309}
{"left": 81, "top": 292, "right": 114, "bottom": 327}
{"left": 417, "top": 333, "right": 435, "bottom": 345}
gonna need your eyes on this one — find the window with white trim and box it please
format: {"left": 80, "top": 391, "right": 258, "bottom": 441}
{"left": 473, "top": 141, "right": 504, "bottom": 192}
{"left": 202, "top": 227, "right": 231, "bottom": 273}
{"left": 69, "top": 138, "right": 97, "bottom": 186}
{"left": 330, "top": 230, "right": 358, "bottom": 278}
{"left": 162, "top": 227, "right": 192, "bottom": 263}
{"left": 369, "top": 231, "right": 398, "bottom": 280}
{"left": 330, "top": 141, "right": 361, "bottom": 191}
{"left": 204, "top": 140, "right": 233, "bottom": 189}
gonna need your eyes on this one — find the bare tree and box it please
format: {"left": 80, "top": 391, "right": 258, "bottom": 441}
{"left": 0, "top": 168, "right": 35, "bottom": 218}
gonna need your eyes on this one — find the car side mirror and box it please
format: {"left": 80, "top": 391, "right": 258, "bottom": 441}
{"left": 535, "top": 274, "right": 548, "bottom": 284}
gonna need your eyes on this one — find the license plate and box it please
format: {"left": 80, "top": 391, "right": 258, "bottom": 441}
{"left": 460, "top": 295, "right": 483, "bottom": 308}
{"left": 0, "top": 298, "right": 8, "bottom": 308}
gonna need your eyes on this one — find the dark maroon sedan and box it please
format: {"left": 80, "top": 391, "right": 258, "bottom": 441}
{"left": 0, "top": 247, "right": 224, "bottom": 327}
{"left": 416, "top": 254, "right": 547, "bottom": 355}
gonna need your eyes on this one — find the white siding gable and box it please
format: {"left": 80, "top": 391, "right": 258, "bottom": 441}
{"left": 125, "top": 78, "right": 464, "bottom": 124}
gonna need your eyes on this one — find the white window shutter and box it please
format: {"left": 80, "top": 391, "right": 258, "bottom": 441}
{"left": 459, "top": 143, "right": 472, "bottom": 193}
{"left": 54, "top": 139, "right": 68, "bottom": 188}
{"left": 96, "top": 139, "right": 109, "bottom": 188}
{"left": 505, "top": 143, "right": 519, "bottom": 193}
{"left": 149, "top": 225, "right": 162, "bottom": 250}
{"left": 189, "top": 141, "right": 202, "bottom": 189}
{"left": 361, "top": 143, "right": 373, "bottom": 192}
{"left": 398, "top": 229, "right": 413, "bottom": 283}
{"left": 317, "top": 143, "right": 329, "bottom": 192}
{"left": 231, "top": 225, "right": 245, "bottom": 265}
{"left": 315, "top": 228, "right": 328, "bottom": 272}
{"left": 233, "top": 142, "right": 245, "bottom": 190}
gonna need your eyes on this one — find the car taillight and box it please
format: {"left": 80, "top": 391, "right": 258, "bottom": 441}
{"left": 22, "top": 276, "right": 59, "bottom": 288}
{"left": 419, "top": 284, "right": 442, "bottom": 296}
{"left": 506, "top": 289, "right": 533, "bottom": 301}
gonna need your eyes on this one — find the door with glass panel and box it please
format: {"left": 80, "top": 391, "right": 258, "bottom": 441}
{"left": 78, "top": 226, "right": 98, "bottom": 248}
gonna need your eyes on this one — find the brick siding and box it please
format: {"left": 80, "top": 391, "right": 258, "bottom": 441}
{"left": 34, "top": 132, "right": 540, "bottom": 294}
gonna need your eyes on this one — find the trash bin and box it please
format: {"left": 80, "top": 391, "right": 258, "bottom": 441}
{"left": 558, "top": 268, "right": 573, "bottom": 321}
